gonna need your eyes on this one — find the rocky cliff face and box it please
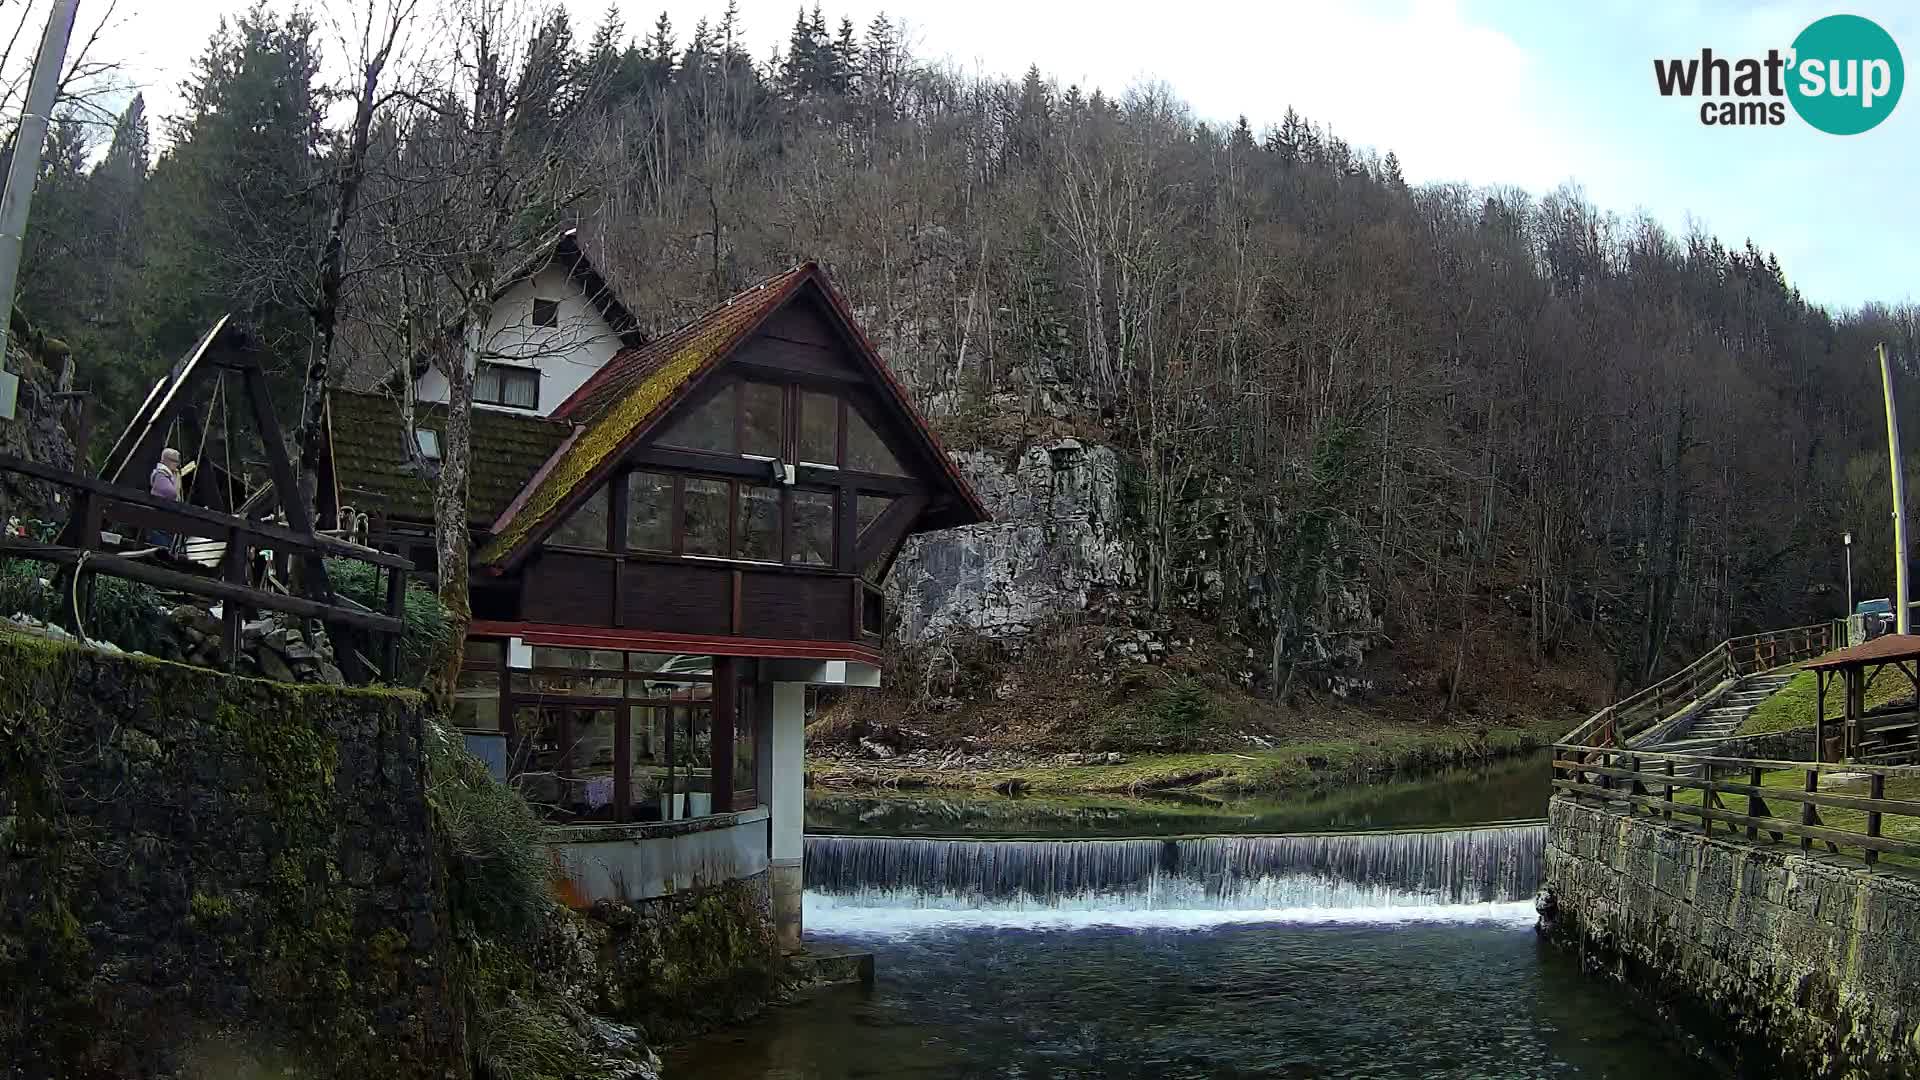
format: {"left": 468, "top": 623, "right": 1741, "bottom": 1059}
{"left": 890, "top": 438, "right": 1135, "bottom": 643}
{"left": 888, "top": 434, "right": 1386, "bottom": 695}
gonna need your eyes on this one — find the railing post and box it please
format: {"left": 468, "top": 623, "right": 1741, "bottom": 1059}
{"left": 219, "top": 524, "right": 244, "bottom": 671}
{"left": 1663, "top": 759, "right": 1675, "bottom": 822}
{"left": 382, "top": 559, "right": 406, "bottom": 680}
{"left": 1801, "top": 770, "right": 1817, "bottom": 854}
{"left": 1702, "top": 762, "right": 1715, "bottom": 836}
{"left": 1867, "top": 772, "right": 1884, "bottom": 869}
{"left": 1747, "top": 766, "right": 1763, "bottom": 841}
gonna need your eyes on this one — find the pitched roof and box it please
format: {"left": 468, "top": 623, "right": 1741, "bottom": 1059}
{"left": 475, "top": 262, "right": 989, "bottom": 569}
{"left": 553, "top": 264, "right": 812, "bottom": 421}
{"left": 1806, "top": 633, "right": 1920, "bottom": 670}
{"left": 510, "top": 229, "right": 645, "bottom": 349}
{"left": 327, "top": 389, "right": 571, "bottom": 525}
{"left": 475, "top": 266, "right": 814, "bottom": 565}
{"left": 392, "top": 229, "right": 645, "bottom": 387}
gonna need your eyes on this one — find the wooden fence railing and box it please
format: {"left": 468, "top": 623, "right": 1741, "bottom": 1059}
{"left": 1561, "top": 621, "right": 1841, "bottom": 750}
{"left": 1551, "top": 745, "right": 1920, "bottom": 868}
{"left": 0, "top": 451, "right": 411, "bottom": 679}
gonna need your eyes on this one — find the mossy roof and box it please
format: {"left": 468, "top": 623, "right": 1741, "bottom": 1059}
{"left": 475, "top": 265, "right": 814, "bottom": 565}
{"left": 327, "top": 389, "right": 570, "bottom": 525}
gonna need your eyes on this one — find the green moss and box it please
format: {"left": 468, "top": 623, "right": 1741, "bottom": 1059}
{"left": 610, "top": 878, "right": 780, "bottom": 1042}
{"left": 191, "top": 892, "right": 237, "bottom": 925}
{"left": 0, "top": 631, "right": 441, "bottom": 1077}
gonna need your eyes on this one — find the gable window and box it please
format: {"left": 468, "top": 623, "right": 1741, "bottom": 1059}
{"left": 550, "top": 486, "right": 610, "bottom": 549}
{"left": 799, "top": 391, "right": 839, "bottom": 466}
{"left": 682, "top": 478, "right": 730, "bottom": 556}
{"left": 625, "top": 471, "right": 673, "bottom": 552}
{"left": 659, "top": 390, "right": 734, "bottom": 453}
{"left": 792, "top": 490, "right": 835, "bottom": 566}
{"left": 741, "top": 382, "right": 784, "bottom": 458}
{"left": 846, "top": 406, "right": 908, "bottom": 476}
{"left": 532, "top": 298, "right": 560, "bottom": 328}
{"left": 475, "top": 361, "right": 540, "bottom": 410}
{"left": 738, "top": 484, "right": 782, "bottom": 561}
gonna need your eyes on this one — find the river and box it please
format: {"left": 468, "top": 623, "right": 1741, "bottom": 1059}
{"left": 669, "top": 754, "right": 1708, "bottom": 1078}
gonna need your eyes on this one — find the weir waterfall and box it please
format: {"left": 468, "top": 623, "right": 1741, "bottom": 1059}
{"left": 804, "top": 824, "right": 1545, "bottom": 928}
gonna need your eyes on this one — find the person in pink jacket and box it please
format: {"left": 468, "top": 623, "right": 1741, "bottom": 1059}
{"left": 148, "top": 448, "right": 181, "bottom": 552}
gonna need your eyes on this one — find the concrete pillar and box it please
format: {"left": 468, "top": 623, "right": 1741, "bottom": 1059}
{"left": 768, "top": 681, "right": 806, "bottom": 952}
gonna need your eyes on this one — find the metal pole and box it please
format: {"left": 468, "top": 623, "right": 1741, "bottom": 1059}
{"left": 1881, "top": 342, "right": 1911, "bottom": 635}
{"left": 1845, "top": 540, "right": 1854, "bottom": 617}
{"left": 0, "top": 0, "right": 82, "bottom": 343}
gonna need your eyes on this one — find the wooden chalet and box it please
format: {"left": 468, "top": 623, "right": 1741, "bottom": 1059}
{"left": 318, "top": 235, "right": 987, "bottom": 945}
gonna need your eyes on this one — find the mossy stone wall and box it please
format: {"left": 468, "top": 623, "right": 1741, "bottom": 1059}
{"left": 1546, "top": 796, "right": 1920, "bottom": 1078}
{"left": 0, "top": 632, "right": 464, "bottom": 1079}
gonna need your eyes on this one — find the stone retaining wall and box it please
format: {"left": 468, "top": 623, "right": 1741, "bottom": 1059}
{"left": 1545, "top": 796, "right": 1920, "bottom": 1078}
{"left": 0, "top": 631, "right": 462, "bottom": 1079}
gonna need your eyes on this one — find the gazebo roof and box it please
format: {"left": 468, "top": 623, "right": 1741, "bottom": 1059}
{"left": 1805, "top": 633, "right": 1920, "bottom": 671}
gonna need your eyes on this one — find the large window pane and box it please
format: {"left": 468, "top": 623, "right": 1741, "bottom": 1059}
{"left": 665, "top": 706, "right": 714, "bottom": 820}
{"left": 630, "top": 705, "right": 670, "bottom": 821}
{"left": 567, "top": 707, "right": 620, "bottom": 821}
{"left": 512, "top": 705, "right": 593, "bottom": 808}
{"left": 682, "top": 478, "right": 729, "bottom": 556}
{"left": 628, "top": 652, "right": 713, "bottom": 677}
{"left": 799, "top": 390, "right": 839, "bottom": 465}
{"left": 453, "top": 669, "right": 501, "bottom": 731}
{"left": 733, "top": 680, "right": 757, "bottom": 808}
{"left": 658, "top": 386, "right": 734, "bottom": 453}
{"left": 625, "top": 471, "right": 672, "bottom": 552}
{"left": 846, "top": 407, "right": 907, "bottom": 476}
{"left": 549, "top": 486, "right": 609, "bottom": 549}
{"left": 742, "top": 382, "right": 784, "bottom": 458}
{"left": 793, "top": 490, "right": 835, "bottom": 566}
{"left": 739, "top": 485, "right": 781, "bottom": 562}
{"left": 522, "top": 646, "right": 620, "bottom": 696}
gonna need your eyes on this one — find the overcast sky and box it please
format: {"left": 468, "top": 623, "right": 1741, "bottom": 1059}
{"left": 56, "top": 0, "right": 1920, "bottom": 310}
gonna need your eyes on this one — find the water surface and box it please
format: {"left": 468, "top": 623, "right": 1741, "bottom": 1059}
{"left": 670, "top": 914, "right": 1697, "bottom": 1078}
{"left": 805, "top": 750, "right": 1551, "bottom": 838}
{"left": 669, "top": 821, "right": 1708, "bottom": 1079}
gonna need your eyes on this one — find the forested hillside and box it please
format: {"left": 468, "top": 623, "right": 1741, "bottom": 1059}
{"left": 10, "top": 2, "right": 1919, "bottom": 736}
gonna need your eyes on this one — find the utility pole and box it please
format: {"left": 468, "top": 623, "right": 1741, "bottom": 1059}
{"left": 0, "top": 0, "right": 82, "bottom": 422}
{"left": 1881, "top": 342, "right": 1910, "bottom": 636}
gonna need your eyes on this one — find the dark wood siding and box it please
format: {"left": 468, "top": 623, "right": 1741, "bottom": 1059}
{"left": 739, "top": 571, "right": 852, "bottom": 640}
{"left": 758, "top": 300, "right": 839, "bottom": 347}
{"left": 732, "top": 334, "right": 860, "bottom": 381}
{"left": 520, "top": 551, "right": 615, "bottom": 625}
{"left": 620, "top": 559, "right": 732, "bottom": 635}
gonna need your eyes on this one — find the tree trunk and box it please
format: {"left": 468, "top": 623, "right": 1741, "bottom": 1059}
{"left": 297, "top": 41, "right": 395, "bottom": 524}
{"left": 428, "top": 277, "right": 488, "bottom": 704}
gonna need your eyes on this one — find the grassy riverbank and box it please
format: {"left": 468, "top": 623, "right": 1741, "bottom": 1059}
{"left": 809, "top": 718, "right": 1565, "bottom": 797}
{"left": 1740, "top": 666, "right": 1912, "bottom": 735}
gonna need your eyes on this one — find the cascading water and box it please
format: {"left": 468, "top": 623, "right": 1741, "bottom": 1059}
{"left": 804, "top": 824, "right": 1544, "bottom": 930}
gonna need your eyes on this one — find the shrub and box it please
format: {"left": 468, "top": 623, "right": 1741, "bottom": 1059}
{"left": 0, "top": 556, "right": 175, "bottom": 655}
{"left": 423, "top": 721, "right": 551, "bottom": 942}
{"left": 324, "top": 557, "right": 452, "bottom": 686}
